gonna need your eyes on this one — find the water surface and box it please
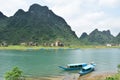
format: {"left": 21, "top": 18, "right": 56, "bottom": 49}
{"left": 0, "top": 48, "right": 120, "bottom": 78}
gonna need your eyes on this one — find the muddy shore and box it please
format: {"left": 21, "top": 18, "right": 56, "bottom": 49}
{"left": 26, "top": 72, "right": 115, "bottom": 80}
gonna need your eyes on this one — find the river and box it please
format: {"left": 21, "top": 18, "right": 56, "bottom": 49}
{"left": 0, "top": 48, "right": 120, "bottom": 78}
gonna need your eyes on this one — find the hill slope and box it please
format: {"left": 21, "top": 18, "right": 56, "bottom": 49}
{"left": 79, "top": 29, "right": 114, "bottom": 45}
{"left": 0, "top": 4, "right": 78, "bottom": 45}
{"left": 115, "top": 33, "right": 120, "bottom": 44}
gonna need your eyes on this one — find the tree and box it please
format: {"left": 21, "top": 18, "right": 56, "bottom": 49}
{"left": 117, "top": 64, "right": 120, "bottom": 73}
{"left": 4, "top": 67, "right": 25, "bottom": 80}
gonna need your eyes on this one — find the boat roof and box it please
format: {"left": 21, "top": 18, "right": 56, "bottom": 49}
{"left": 67, "top": 63, "right": 87, "bottom": 66}
{"left": 83, "top": 64, "right": 94, "bottom": 70}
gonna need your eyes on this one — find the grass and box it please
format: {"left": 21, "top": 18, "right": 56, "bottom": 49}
{"left": 69, "top": 45, "right": 120, "bottom": 49}
{"left": 0, "top": 45, "right": 72, "bottom": 50}
{"left": 0, "top": 45, "right": 119, "bottom": 50}
{"left": 105, "top": 73, "right": 120, "bottom": 80}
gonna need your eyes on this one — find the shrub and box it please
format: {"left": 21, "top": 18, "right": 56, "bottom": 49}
{"left": 4, "top": 67, "right": 25, "bottom": 80}
{"left": 117, "top": 64, "right": 120, "bottom": 73}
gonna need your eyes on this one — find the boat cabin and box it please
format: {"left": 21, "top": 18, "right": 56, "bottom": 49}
{"left": 67, "top": 63, "right": 87, "bottom": 68}
{"left": 82, "top": 65, "right": 94, "bottom": 71}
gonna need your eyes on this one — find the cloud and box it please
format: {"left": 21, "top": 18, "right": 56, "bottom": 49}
{"left": 0, "top": 0, "right": 28, "bottom": 16}
{"left": 99, "top": 0, "right": 120, "bottom": 7}
{"left": 97, "top": 17, "right": 120, "bottom": 36}
{"left": 73, "top": 12, "right": 120, "bottom": 37}
{"left": 67, "top": 11, "right": 106, "bottom": 37}
{"left": 44, "top": 0, "right": 82, "bottom": 18}
{"left": 83, "top": 12, "right": 105, "bottom": 21}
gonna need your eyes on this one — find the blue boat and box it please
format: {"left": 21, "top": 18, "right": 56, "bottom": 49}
{"left": 58, "top": 63, "right": 87, "bottom": 71}
{"left": 79, "top": 63, "right": 96, "bottom": 76}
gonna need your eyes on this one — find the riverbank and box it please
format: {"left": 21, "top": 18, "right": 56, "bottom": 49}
{"left": 0, "top": 45, "right": 72, "bottom": 50}
{"left": 0, "top": 45, "right": 119, "bottom": 50}
{"left": 26, "top": 72, "right": 115, "bottom": 80}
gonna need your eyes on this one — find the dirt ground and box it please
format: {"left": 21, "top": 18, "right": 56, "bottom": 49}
{"left": 26, "top": 72, "right": 114, "bottom": 80}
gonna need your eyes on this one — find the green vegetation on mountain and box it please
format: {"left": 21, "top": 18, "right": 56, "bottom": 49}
{"left": 115, "top": 33, "right": 120, "bottom": 44}
{"left": 0, "top": 4, "right": 119, "bottom": 46}
{"left": 0, "top": 12, "right": 8, "bottom": 32}
{"left": 79, "top": 29, "right": 115, "bottom": 45}
{"left": 79, "top": 32, "right": 90, "bottom": 45}
{"left": 0, "top": 4, "right": 78, "bottom": 45}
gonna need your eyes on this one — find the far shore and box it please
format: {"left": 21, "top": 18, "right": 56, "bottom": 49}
{"left": 0, "top": 45, "right": 119, "bottom": 50}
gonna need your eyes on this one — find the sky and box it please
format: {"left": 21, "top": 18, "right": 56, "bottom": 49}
{"left": 0, "top": 0, "right": 120, "bottom": 37}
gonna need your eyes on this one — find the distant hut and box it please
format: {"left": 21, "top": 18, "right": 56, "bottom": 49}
{"left": 33, "top": 42, "right": 39, "bottom": 46}
{"left": 1, "top": 42, "right": 8, "bottom": 47}
{"left": 27, "top": 42, "right": 34, "bottom": 46}
{"left": 55, "top": 41, "right": 64, "bottom": 47}
{"left": 55, "top": 41, "right": 60, "bottom": 46}
{"left": 106, "top": 44, "right": 112, "bottom": 47}
{"left": 43, "top": 43, "right": 50, "bottom": 46}
{"left": 20, "top": 42, "right": 26, "bottom": 46}
{"left": 51, "top": 43, "right": 55, "bottom": 47}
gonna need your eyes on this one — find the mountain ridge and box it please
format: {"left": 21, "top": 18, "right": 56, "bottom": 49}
{"left": 0, "top": 3, "right": 119, "bottom": 46}
{"left": 0, "top": 12, "right": 7, "bottom": 19}
{"left": 79, "top": 29, "right": 120, "bottom": 44}
{"left": 0, "top": 4, "right": 78, "bottom": 45}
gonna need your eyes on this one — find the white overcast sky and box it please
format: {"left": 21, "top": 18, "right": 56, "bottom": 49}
{"left": 0, "top": 0, "right": 120, "bottom": 37}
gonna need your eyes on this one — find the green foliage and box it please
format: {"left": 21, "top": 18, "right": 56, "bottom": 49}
{"left": 105, "top": 77, "right": 118, "bottom": 80}
{"left": 80, "top": 29, "right": 115, "bottom": 45}
{"left": 0, "top": 4, "right": 78, "bottom": 45}
{"left": 104, "top": 64, "right": 120, "bottom": 80}
{"left": 118, "top": 64, "right": 120, "bottom": 73}
{"left": 115, "top": 33, "right": 120, "bottom": 44}
{"left": 105, "top": 73, "right": 120, "bottom": 80}
{"left": 117, "top": 64, "right": 120, "bottom": 69}
{"left": 4, "top": 67, "right": 24, "bottom": 80}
